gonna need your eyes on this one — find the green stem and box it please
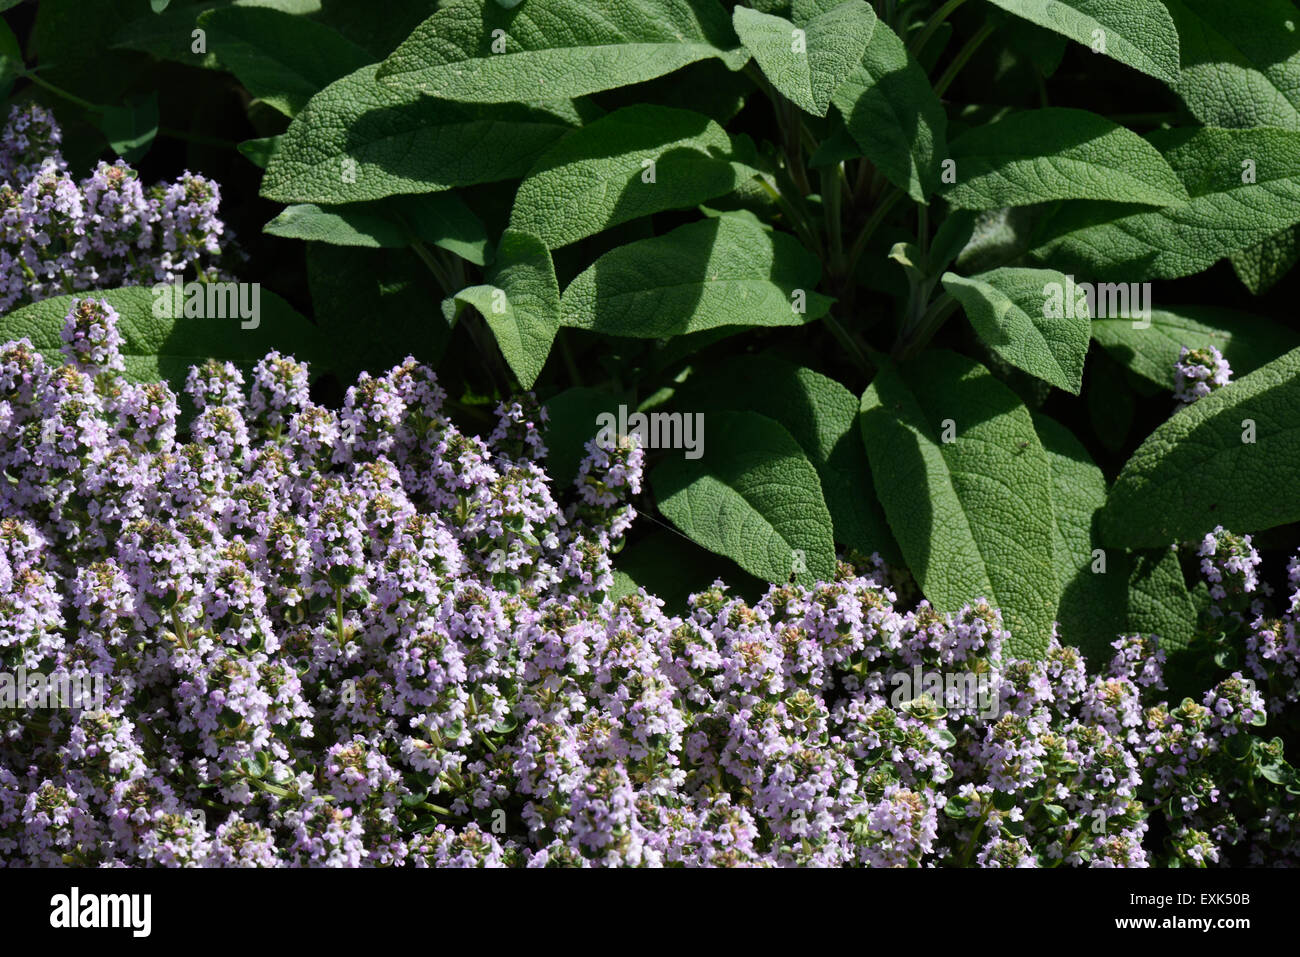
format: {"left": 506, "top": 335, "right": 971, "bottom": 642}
{"left": 821, "top": 166, "right": 845, "bottom": 275}
{"left": 910, "top": 0, "right": 968, "bottom": 55}
{"left": 410, "top": 240, "right": 453, "bottom": 294}
{"left": 895, "top": 292, "right": 958, "bottom": 359}
{"left": 845, "top": 188, "right": 903, "bottom": 278}
{"left": 21, "top": 71, "right": 100, "bottom": 112}
{"left": 335, "top": 587, "right": 346, "bottom": 647}
{"left": 157, "top": 126, "right": 239, "bottom": 151}
{"left": 824, "top": 314, "right": 873, "bottom": 377}
{"left": 934, "top": 22, "right": 995, "bottom": 97}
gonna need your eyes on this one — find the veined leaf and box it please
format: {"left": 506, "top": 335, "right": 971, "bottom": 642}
{"left": 1126, "top": 546, "right": 1197, "bottom": 653}
{"left": 1102, "top": 347, "right": 1300, "bottom": 547}
{"left": 860, "top": 350, "right": 1058, "bottom": 658}
{"left": 732, "top": 0, "right": 876, "bottom": 117}
{"left": 376, "top": 0, "right": 747, "bottom": 102}
{"left": 1034, "top": 413, "right": 1126, "bottom": 660}
{"left": 943, "top": 267, "right": 1090, "bottom": 394}
{"left": 260, "top": 65, "right": 583, "bottom": 205}
{"left": 265, "top": 194, "right": 489, "bottom": 265}
{"left": 1231, "top": 227, "right": 1300, "bottom": 295}
{"left": 199, "top": 5, "right": 370, "bottom": 117}
{"left": 443, "top": 230, "right": 560, "bottom": 388}
{"left": 561, "top": 216, "right": 832, "bottom": 337}
{"left": 1091, "top": 306, "right": 1300, "bottom": 390}
{"left": 652, "top": 410, "right": 837, "bottom": 585}
{"left": 510, "top": 105, "right": 757, "bottom": 249}
{"left": 1166, "top": 0, "right": 1300, "bottom": 130}
{"left": 677, "top": 354, "right": 899, "bottom": 562}
{"left": 1030, "top": 127, "right": 1300, "bottom": 280}
{"left": 983, "top": 0, "right": 1180, "bottom": 83}
{"left": 830, "top": 19, "right": 947, "bottom": 202}
{"left": 0, "top": 286, "right": 322, "bottom": 389}
{"left": 944, "top": 108, "right": 1188, "bottom": 209}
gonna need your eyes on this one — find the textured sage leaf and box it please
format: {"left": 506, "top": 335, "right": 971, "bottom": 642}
{"left": 830, "top": 19, "right": 946, "bottom": 202}
{"left": 652, "top": 410, "right": 837, "bottom": 585}
{"left": 510, "top": 105, "right": 757, "bottom": 249}
{"left": 732, "top": 0, "right": 875, "bottom": 117}
{"left": 1034, "top": 413, "right": 1126, "bottom": 660}
{"left": 1031, "top": 127, "right": 1300, "bottom": 281}
{"left": 943, "top": 267, "right": 1090, "bottom": 394}
{"left": 265, "top": 194, "right": 489, "bottom": 264}
{"left": 199, "top": 5, "right": 369, "bottom": 117}
{"left": 1126, "top": 546, "right": 1197, "bottom": 653}
{"left": 1231, "top": 226, "right": 1300, "bottom": 295}
{"left": 443, "top": 230, "right": 560, "bottom": 388}
{"left": 983, "top": 0, "right": 1180, "bottom": 83}
{"left": 1102, "top": 347, "right": 1300, "bottom": 547}
{"left": 677, "top": 355, "right": 899, "bottom": 562}
{"left": 260, "top": 65, "right": 582, "bottom": 204}
{"left": 944, "top": 108, "right": 1187, "bottom": 210}
{"left": 377, "top": 0, "right": 747, "bottom": 102}
{"left": 238, "top": 135, "right": 282, "bottom": 169}
{"left": 860, "top": 351, "right": 1058, "bottom": 658}
{"left": 100, "top": 93, "right": 159, "bottom": 164}
{"left": 1166, "top": 0, "right": 1300, "bottom": 130}
{"left": 1091, "top": 306, "right": 1300, "bottom": 390}
{"left": 561, "top": 216, "right": 832, "bottom": 337}
{"left": 0, "top": 286, "right": 322, "bottom": 389}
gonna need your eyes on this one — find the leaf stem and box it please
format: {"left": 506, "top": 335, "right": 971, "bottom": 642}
{"left": 20, "top": 71, "right": 100, "bottom": 113}
{"left": 910, "top": 0, "right": 968, "bottom": 56}
{"left": 845, "top": 188, "right": 903, "bottom": 278}
{"left": 934, "top": 22, "right": 994, "bottom": 97}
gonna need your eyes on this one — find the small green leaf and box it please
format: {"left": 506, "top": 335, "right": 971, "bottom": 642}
{"left": 510, "top": 105, "right": 757, "bottom": 249}
{"left": 1091, "top": 306, "right": 1300, "bottom": 390}
{"left": 561, "top": 216, "right": 832, "bottom": 337}
{"left": 100, "top": 92, "right": 159, "bottom": 164}
{"left": 444, "top": 229, "right": 560, "bottom": 388}
{"left": 1102, "top": 347, "right": 1300, "bottom": 547}
{"left": 944, "top": 267, "right": 1090, "bottom": 394}
{"left": 984, "top": 0, "right": 1181, "bottom": 83}
{"left": 860, "top": 351, "right": 1058, "bottom": 658}
{"left": 831, "top": 19, "right": 947, "bottom": 202}
{"left": 944, "top": 108, "right": 1188, "bottom": 210}
{"left": 652, "top": 410, "right": 837, "bottom": 586}
{"left": 542, "top": 386, "right": 632, "bottom": 488}
{"left": 237, "top": 135, "right": 282, "bottom": 170}
{"left": 376, "top": 0, "right": 747, "bottom": 102}
{"left": 732, "top": 0, "right": 876, "bottom": 117}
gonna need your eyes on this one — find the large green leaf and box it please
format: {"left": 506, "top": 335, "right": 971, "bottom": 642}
{"left": 260, "top": 65, "right": 583, "bottom": 204}
{"left": 1101, "top": 347, "right": 1300, "bottom": 547}
{"left": 983, "top": 0, "right": 1181, "bottom": 83}
{"left": 1033, "top": 413, "right": 1126, "bottom": 660}
{"left": 376, "top": 0, "right": 747, "bottom": 102}
{"left": 560, "top": 216, "right": 832, "bottom": 337}
{"left": 1231, "top": 226, "right": 1300, "bottom": 295}
{"left": 1031, "top": 127, "right": 1300, "bottom": 280}
{"left": 1091, "top": 306, "right": 1300, "bottom": 390}
{"left": 830, "top": 19, "right": 947, "bottom": 202}
{"left": 732, "top": 0, "right": 876, "bottom": 117}
{"left": 443, "top": 230, "right": 560, "bottom": 388}
{"left": 198, "top": 5, "right": 370, "bottom": 117}
{"left": 676, "top": 355, "right": 899, "bottom": 562}
{"left": 1165, "top": 0, "right": 1300, "bottom": 130}
{"left": 265, "top": 194, "right": 490, "bottom": 264}
{"left": 0, "top": 286, "right": 322, "bottom": 388}
{"left": 943, "top": 267, "right": 1090, "bottom": 394}
{"left": 509, "top": 105, "right": 757, "bottom": 249}
{"left": 860, "top": 350, "right": 1058, "bottom": 658}
{"left": 652, "top": 410, "right": 837, "bottom": 586}
{"left": 542, "top": 386, "right": 632, "bottom": 489}
{"left": 944, "top": 108, "right": 1187, "bottom": 210}
{"left": 1126, "top": 546, "right": 1197, "bottom": 654}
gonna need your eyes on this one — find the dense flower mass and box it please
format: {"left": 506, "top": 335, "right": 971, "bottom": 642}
{"left": 0, "top": 104, "right": 230, "bottom": 313}
{"left": 0, "top": 300, "right": 1298, "bottom": 867}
